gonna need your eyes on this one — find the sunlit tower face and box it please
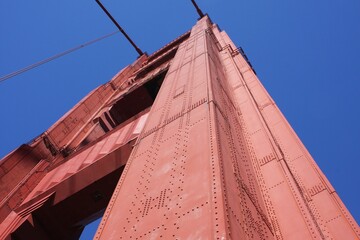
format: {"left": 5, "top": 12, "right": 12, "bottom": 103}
{"left": 0, "top": 1, "right": 359, "bottom": 239}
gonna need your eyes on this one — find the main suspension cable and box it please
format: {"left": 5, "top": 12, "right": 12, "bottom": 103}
{"left": 0, "top": 31, "right": 119, "bottom": 84}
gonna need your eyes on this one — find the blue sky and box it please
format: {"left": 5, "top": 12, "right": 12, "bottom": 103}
{"left": 1, "top": 0, "right": 359, "bottom": 238}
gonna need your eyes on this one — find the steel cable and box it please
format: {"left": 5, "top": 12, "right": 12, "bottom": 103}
{"left": 0, "top": 31, "right": 119, "bottom": 84}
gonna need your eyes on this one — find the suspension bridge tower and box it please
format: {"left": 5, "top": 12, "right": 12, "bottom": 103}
{"left": 0, "top": 3, "right": 359, "bottom": 240}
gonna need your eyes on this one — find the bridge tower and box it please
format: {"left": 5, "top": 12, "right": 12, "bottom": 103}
{"left": 0, "top": 14, "right": 359, "bottom": 240}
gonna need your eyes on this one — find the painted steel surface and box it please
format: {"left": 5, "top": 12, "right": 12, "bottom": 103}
{"left": 25, "top": 112, "right": 148, "bottom": 205}
{"left": 95, "top": 17, "right": 359, "bottom": 239}
{"left": 0, "top": 15, "right": 358, "bottom": 240}
{"left": 0, "top": 27, "right": 186, "bottom": 239}
{"left": 0, "top": 113, "right": 148, "bottom": 239}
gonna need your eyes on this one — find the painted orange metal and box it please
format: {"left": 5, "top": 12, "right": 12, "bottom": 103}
{"left": 0, "top": 112, "right": 148, "bottom": 239}
{"left": 95, "top": 16, "right": 359, "bottom": 239}
{"left": 0, "top": 29, "right": 186, "bottom": 239}
{"left": 0, "top": 15, "right": 358, "bottom": 240}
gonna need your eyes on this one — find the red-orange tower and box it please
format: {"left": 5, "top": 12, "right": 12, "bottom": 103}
{"left": 0, "top": 15, "right": 359, "bottom": 240}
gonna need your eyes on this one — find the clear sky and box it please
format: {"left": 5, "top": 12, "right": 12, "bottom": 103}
{"left": 1, "top": 0, "right": 359, "bottom": 239}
